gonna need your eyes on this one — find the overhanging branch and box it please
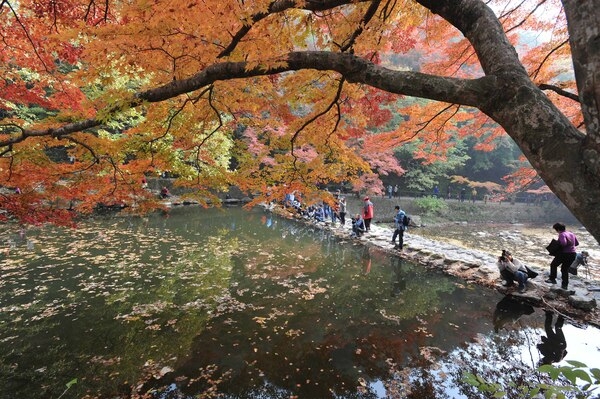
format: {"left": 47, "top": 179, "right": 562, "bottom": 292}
{"left": 2, "top": 52, "right": 494, "bottom": 148}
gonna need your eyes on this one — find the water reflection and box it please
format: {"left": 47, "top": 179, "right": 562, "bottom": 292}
{"left": 538, "top": 311, "right": 567, "bottom": 365}
{"left": 493, "top": 296, "right": 534, "bottom": 333}
{"left": 0, "top": 207, "right": 598, "bottom": 399}
{"left": 390, "top": 257, "right": 406, "bottom": 298}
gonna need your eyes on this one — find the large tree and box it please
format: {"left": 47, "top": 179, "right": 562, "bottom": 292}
{"left": 1, "top": 0, "right": 599, "bottom": 241}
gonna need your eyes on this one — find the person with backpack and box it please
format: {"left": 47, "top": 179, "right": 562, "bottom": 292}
{"left": 391, "top": 205, "right": 408, "bottom": 250}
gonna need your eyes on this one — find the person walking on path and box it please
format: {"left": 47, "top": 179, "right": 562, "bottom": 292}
{"left": 546, "top": 222, "right": 578, "bottom": 290}
{"left": 391, "top": 205, "right": 407, "bottom": 250}
{"left": 363, "top": 197, "right": 374, "bottom": 232}
{"left": 393, "top": 184, "right": 399, "bottom": 198}
{"left": 337, "top": 196, "right": 347, "bottom": 226}
{"left": 387, "top": 184, "right": 393, "bottom": 199}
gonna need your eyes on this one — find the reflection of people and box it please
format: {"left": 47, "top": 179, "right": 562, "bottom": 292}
{"left": 362, "top": 247, "right": 372, "bottom": 274}
{"left": 493, "top": 296, "right": 534, "bottom": 333}
{"left": 390, "top": 257, "right": 406, "bottom": 297}
{"left": 537, "top": 311, "right": 567, "bottom": 365}
{"left": 546, "top": 222, "right": 578, "bottom": 289}
{"left": 497, "top": 250, "right": 528, "bottom": 293}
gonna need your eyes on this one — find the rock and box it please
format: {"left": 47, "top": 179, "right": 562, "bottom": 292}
{"left": 544, "top": 290, "right": 559, "bottom": 300}
{"left": 568, "top": 295, "right": 597, "bottom": 311}
{"left": 549, "top": 286, "right": 575, "bottom": 297}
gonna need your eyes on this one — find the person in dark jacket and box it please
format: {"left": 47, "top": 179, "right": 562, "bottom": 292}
{"left": 351, "top": 214, "right": 366, "bottom": 238}
{"left": 546, "top": 222, "right": 578, "bottom": 289}
{"left": 391, "top": 205, "right": 407, "bottom": 250}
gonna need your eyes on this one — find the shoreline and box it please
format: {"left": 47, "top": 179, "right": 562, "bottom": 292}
{"left": 269, "top": 204, "right": 600, "bottom": 329}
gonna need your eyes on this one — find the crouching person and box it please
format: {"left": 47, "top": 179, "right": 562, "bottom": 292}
{"left": 497, "top": 250, "right": 528, "bottom": 293}
{"left": 351, "top": 214, "right": 366, "bottom": 238}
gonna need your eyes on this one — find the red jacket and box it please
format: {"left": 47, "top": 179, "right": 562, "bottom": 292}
{"left": 363, "top": 200, "right": 374, "bottom": 219}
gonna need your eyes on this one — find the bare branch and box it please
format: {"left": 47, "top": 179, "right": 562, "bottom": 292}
{"left": 2, "top": 0, "right": 51, "bottom": 72}
{"left": 538, "top": 83, "right": 579, "bottom": 102}
{"left": 339, "top": 0, "right": 381, "bottom": 52}
{"left": 531, "top": 39, "right": 569, "bottom": 80}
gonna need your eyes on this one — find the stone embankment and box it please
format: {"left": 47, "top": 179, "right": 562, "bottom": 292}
{"left": 272, "top": 204, "right": 600, "bottom": 328}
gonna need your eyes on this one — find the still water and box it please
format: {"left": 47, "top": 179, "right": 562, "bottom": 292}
{"left": 0, "top": 207, "right": 599, "bottom": 398}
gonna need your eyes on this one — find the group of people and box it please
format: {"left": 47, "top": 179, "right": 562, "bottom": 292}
{"left": 284, "top": 191, "right": 348, "bottom": 228}
{"left": 352, "top": 200, "right": 410, "bottom": 252}
{"left": 386, "top": 185, "right": 400, "bottom": 199}
{"left": 497, "top": 222, "right": 590, "bottom": 293}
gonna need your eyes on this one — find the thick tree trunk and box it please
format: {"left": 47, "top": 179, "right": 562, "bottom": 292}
{"left": 562, "top": 0, "right": 600, "bottom": 179}
{"left": 417, "top": 0, "right": 600, "bottom": 243}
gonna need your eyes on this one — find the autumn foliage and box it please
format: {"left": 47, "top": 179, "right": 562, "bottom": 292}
{"left": 0, "top": 0, "right": 580, "bottom": 225}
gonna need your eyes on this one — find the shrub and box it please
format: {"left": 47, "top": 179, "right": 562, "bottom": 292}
{"left": 413, "top": 196, "right": 449, "bottom": 216}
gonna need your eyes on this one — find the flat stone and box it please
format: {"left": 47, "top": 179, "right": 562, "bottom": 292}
{"left": 568, "top": 295, "right": 597, "bottom": 311}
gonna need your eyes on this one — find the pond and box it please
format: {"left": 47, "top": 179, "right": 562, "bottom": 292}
{"left": 0, "top": 207, "right": 599, "bottom": 398}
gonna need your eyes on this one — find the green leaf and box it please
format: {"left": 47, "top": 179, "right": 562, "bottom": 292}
{"left": 572, "top": 369, "right": 592, "bottom": 384}
{"left": 561, "top": 368, "right": 578, "bottom": 385}
{"left": 539, "top": 364, "right": 560, "bottom": 380}
{"left": 581, "top": 383, "right": 592, "bottom": 391}
{"left": 66, "top": 378, "right": 78, "bottom": 389}
{"left": 566, "top": 360, "right": 587, "bottom": 368}
{"left": 462, "top": 372, "right": 480, "bottom": 387}
{"left": 493, "top": 391, "right": 505, "bottom": 398}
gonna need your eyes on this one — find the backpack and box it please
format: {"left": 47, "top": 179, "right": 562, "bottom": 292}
{"left": 402, "top": 214, "right": 411, "bottom": 227}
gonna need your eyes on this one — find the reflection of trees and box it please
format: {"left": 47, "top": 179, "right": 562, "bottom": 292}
{"left": 146, "top": 236, "right": 501, "bottom": 398}
{"left": 0, "top": 209, "right": 244, "bottom": 398}
{"left": 5, "top": 207, "right": 580, "bottom": 399}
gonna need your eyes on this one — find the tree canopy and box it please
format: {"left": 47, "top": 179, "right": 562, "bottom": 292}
{"left": 1, "top": 0, "right": 599, "bottom": 241}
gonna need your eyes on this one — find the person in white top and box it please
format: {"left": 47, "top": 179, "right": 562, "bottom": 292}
{"left": 497, "top": 249, "right": 529, "bottom": 293}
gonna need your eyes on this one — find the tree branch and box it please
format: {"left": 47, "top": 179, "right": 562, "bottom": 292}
{"left": 538, "top": 83, "right": 579, "bottom": 102}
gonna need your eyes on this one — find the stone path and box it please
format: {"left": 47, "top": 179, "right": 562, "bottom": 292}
{"left": 277, "top": 209, "right": 600, "bottom": 328}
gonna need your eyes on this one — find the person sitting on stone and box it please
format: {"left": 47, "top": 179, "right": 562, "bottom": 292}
{"left": 351, "top": 214, "right": 366, "bottom": 238}
{"left": 497, "top": 249, "right": 528, "bottom": 293}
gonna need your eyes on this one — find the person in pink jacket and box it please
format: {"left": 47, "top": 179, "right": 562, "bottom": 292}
{"left": 363, "top": 197, "right": 374, "bottom": 232}
{"left": 546, "top": 222, "right": 578, "bottom": 289}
